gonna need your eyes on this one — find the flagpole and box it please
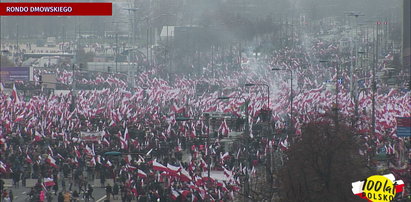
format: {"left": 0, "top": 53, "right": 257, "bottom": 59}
{"left": 336, "top": 62, "right": 339, "bottom": 127}
{"left": 206, "top": 113, "right": 211, "bottom": 179}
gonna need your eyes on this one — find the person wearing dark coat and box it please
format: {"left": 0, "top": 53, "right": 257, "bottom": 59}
{"left": 105, "top": 184, "right": 112, "bottom": 200}
{"left": 72, "top": 190, "right": 80, "bottom": 202}
{"left": 86, "top": 184, "right": 94, "bottom": 200}
{"left": 58, "top": 192, "right": 64, "bottom": 202}
{"left": 53, "top": 184, "right": 59, "bottom": 195}
{"left": 113, "top": 183, "right": 119, "bottom": 199}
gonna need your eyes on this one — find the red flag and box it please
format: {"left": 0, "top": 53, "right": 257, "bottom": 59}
{"left": 26, "top": 154, "right": 33, "bottom": 164}
{"left": 74, "top": 146, "right": 81, "bottom": 158}
{"left": 14, "top": 114, "right": 25, "bottom": 122}
{"left": 137, "top": 169, "right": 147, "bottom": 178}
{"left": 218, "top": 120, "right": 230, "bottom": 136}
{"left": 221, "top": 152, "right": 230, "bottom": 162}
{"left": 34, "top": 131, "right": 44, "bottom": 142}
{"left": 125, "top": 155, "right": 132, "bottom": 164}
{"left": 167, "top": 163, "right": 181, "bottom": 175}
{"left": 171, "top": 190, "right": 180, "bottom": 200}
{"left": 279, "top": 137, "right": 289, "bottom": 151}
{"left": 179, "top": 168, "right": 192, "bottom": 182}
{"left": 0, "top": 161, "right": 7, "bottom": 173}
{"left": 47, "top": 156, "right": 58, "bottom": 168}
{"left": 152, "top": 160, "right": 168, "bottom": 172}
{"left": 101, "top": 137, "right": 110, "bottom": 146}
{"left": 171, "top": 103, "right": 185, "bottom": 113}
{"left": 223, "top": 167, "right": 233, "bottom": 179}
{"left": 123, "top": 127, "right": 129, "bottom": 141}
{"left": 0, "top": 138, "right": 6, "bottom": 145}
{"left": 131, "top": 186, "right": 138, "bottom": 196}
{"left": 90, "top": 157, "right": 96, "bottom": 167}
{"left": 120, "top": 138, "right": 128, "bottom": 150}
{"left": 109, "top": 120, "right": 116, "bottom": 127}
{"left": 12, "top": 84, "right": 20, "bottom": 103}
{"left": 43, "top": 178, "right": 56, "bottom": 187}
{"left": 96, "top": 155, "right": 102, "bottom": 164}
{"left": 57, "top": 153, "right": 65, "bottom": 160}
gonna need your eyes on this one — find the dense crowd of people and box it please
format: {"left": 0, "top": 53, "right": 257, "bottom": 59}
{"left": 1, "top": 20, "right": 410, "bottom": 201}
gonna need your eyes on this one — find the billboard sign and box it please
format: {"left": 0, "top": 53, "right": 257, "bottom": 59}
{"left": 396, "top": 117, "right": 411, "bottom": 137}
{"left": 80, "top": 131, "right": 104, "bottom": 142}
{"left": 0, "top": 67, "right": 33, "bottom": 82}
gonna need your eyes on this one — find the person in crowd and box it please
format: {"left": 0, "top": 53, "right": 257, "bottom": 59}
{"left": 39, "top": 190, "right": 45, "bottom": 202}
{"left": 8, "top": 190, "right": 13, "bottom": 202}
{"left": 105, "top": 184, "right": 112, "bottom": 200}
{"left": 63, "top": 191, "right": 71, "bottom": 202}
{"left": 46, "top": 191, "right": 53, "bottom": 202}
{"left": 58, "top": 192, "right": 65, "bottom": 202}
{"left": 72, "top": 190, "right": 79, "bottom": 202}
{"left": 53, "top": 182, "right": 59, "bottom": 195}
{"left": 61, "top": 178, "right": 66, "bottom": 192}
{"left": 113, "top": 183, "right": 119, "bottom": 200}
{"left": 100, "top": 175, "right": 106, "bottom": 188}
{"left": 86, "top": 184, "right": 94, "bottom": 201}
{"left": 0, "top": 179, "right": 4, "bottom": 199}
{"left": 2, "top": 192, "right": 10, "bottom": 202}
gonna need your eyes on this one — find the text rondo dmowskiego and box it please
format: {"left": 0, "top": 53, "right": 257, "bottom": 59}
{"left": 6, "top": 6, "right": 73, "bottom": 13}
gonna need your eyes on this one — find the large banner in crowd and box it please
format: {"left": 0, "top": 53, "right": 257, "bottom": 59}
{"left": 80, "top": 131, "right": 104, "bottom": 142}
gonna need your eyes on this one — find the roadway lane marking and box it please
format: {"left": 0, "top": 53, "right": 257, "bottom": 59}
{"left": 96, "top": 196, "right": 106, "bottom": 202}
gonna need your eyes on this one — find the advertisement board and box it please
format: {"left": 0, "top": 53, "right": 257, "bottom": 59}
{"left": 80, "top": 131, "right": 104, "bottom": 142}
{"left": 396, "top": 117, "right": 411, "bottom": 137}
{"left": 0, "top": 67, "right": 33, "bottom": 82}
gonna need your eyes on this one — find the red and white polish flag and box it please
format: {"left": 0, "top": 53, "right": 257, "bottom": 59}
{"left": 43, "top": 178, "right": 56, "bottom": 187}
{"left": 47, "top": 156, "right": 58, "bottom": 168}
{"left": 137, "top": 169, "right": 147, "bottom": 178}
{"left": 152, "top": 160, "right": 169, "bottom": 172}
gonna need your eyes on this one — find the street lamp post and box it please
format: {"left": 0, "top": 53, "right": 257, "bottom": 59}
{"left": 272, "top": 68, "right": 293, "bottom": 133}
{"left": 108, "top": 21, "right": 129, "bottom": 72}
{"left": 146, "top": 17, "right": 150, "bottom": 66}
{"left": 346, "top": 12, "right": 364, "bottom": 98}
{"left": 122, "top": 8, "right": 140, "bottom": 46}
{"left": 205, "top": 114, "right": 211, "bottom": 179}
{"left": 352, "top": 51, "right": 367, "bottom": 126}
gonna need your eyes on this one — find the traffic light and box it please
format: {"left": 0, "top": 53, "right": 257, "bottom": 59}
{"left": 108, "top": 66, "right": 112, "bottom": 73}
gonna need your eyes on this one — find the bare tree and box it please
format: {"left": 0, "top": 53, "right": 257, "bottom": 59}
{"left": 278, "top": 114, "right": 374, "bottom": 202}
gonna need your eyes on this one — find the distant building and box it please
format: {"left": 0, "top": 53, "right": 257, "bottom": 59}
{"left": 403, "top": 0, "right": 411, "bottom": 68}
{"left": 45, "top": 37, "right": 57, "bottom": 47}
{"left": 87, "top": 62, "right": 139, "bottom": 73}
